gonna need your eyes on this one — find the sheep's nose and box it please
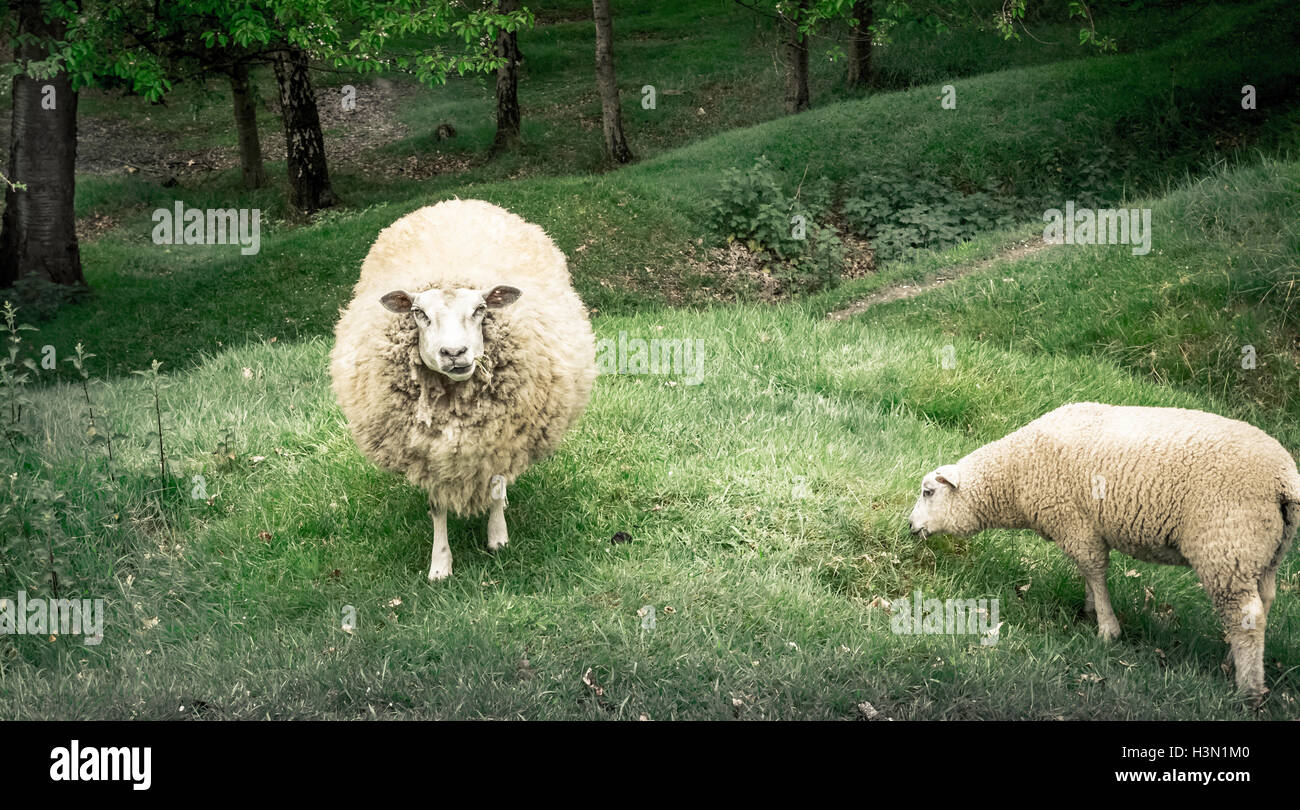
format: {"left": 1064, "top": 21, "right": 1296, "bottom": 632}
{"left": 440, "top": 346, "right": 468, "bottom": 359}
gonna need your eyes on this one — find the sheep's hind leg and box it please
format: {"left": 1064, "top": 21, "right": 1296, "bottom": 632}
{"left": 1205, "top": 574, "right": 1268, "bottom": 699}
{"left": 427, "top": 506, "right": 453, "bottom": 581}
{"left": 487, "top": 474, "right": 509, "bottom": 552}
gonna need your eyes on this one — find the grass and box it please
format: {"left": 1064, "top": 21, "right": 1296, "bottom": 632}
{"left": 2, "top": 154, "right": 1298, "bottom": 719}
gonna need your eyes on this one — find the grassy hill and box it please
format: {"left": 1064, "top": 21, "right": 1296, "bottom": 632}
{"left": 29, "top": 0, "right": 1300, "bottom": 382}
{"left": 2, "top": 154, "right": 1297, "bottom": 719}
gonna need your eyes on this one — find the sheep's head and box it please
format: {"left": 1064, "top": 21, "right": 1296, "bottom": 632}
{"left": 907, "top": 465, "right": 974, "bottom": 539}
{"left": 380, "top": 285, "right": 522, "bottom": 381}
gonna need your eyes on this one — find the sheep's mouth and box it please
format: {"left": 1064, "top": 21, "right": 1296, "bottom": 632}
{"left": 442, "top": 363, "right": 475, "bottom": 380}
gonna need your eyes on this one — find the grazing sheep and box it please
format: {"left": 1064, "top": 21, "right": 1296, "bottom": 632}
{"left": 330, "top": 199, "right": 596, "bottom": 581}
{"left": 908, "top": 402, "right": 1300, "bottom": 697}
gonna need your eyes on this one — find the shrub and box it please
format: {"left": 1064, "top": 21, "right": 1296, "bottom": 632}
{"left": 840, "top": 163, "right": 1018, "bottom": 261}
{"left": 706, "top": 157, "right": 845, "bottom": 292}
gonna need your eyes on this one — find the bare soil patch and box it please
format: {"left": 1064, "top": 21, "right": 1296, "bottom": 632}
{"left": 56, "top": 78, "right": 458, "bottom": 181}
{"left": 827, "top": 237, "right": 1054, "bottom": 321}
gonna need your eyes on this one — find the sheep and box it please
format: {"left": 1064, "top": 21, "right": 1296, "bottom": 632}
{"left": 329, "top": 199, "right": 597, "bottom": 581}
{"left": 908, "top": 401, "right": 1300, "bottom": 697}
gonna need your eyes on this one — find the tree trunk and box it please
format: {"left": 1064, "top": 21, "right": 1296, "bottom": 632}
{"left": 492, "top": 0, "right": 522, "bottom": 153}
{"left": 0, "top": 0, "right": 84, "bottom": 288}
{"left": 230, "top": 60, "right": 268, "bottom": 189}
{"left": 846, "top": 1, "right": 873, "bottom": 88}
{"left": 784, "top": 0, "right": 811, "bottom": 114}
{"left": 592, "top": 0, "right": 633, "bottom": 163}
{"left": 272, "top": 47, "right": 335, "bottom": 213}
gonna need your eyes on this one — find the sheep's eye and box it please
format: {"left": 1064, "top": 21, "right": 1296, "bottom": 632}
{"left": 474, "top": 305, "right": 486, "bottom": 317}
{"left": 413, "top": 310, "right": 429, "bottom": 323}
{"left": 923, "top": 488, "right": 934, "bottom": 498}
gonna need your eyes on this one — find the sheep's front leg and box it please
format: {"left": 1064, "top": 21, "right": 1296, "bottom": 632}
{"left": 427, "top": 506, "right": 453, "bottom": 581}
{"left": 1077, "top": 554, "right": 1120, "bottom": 642}
{"left": 487, "top": 474, "right": 508, "bottom": 552}
{"left": 1057, "top": 530, "right": 1120, "bottom": 641}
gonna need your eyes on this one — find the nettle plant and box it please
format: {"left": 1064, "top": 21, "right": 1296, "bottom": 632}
{"left": 706, "top": 156, "right": 1025, "bottom": 280}
{"left": 840, "top": 163, "right": 1018, "bottom": 261}
{"left": 0, "top": 303, "right": 77, "bottom": 596}
{"left": 705, "top": 157, "right": 845, "bottom": 293}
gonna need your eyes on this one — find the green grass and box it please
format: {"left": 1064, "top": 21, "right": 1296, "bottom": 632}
{"left": 2, "top": 155, "right": 1298, "bottom": 719}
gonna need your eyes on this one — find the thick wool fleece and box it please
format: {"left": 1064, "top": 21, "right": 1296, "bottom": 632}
{"left": 951, "top": 403, "right": 1300, "bottom": 576}
{"left": 330, "top": 199, "right": 597, "bottom": 516}
{"left": 950, "top": 402, "right": 1299, "bottom": 689}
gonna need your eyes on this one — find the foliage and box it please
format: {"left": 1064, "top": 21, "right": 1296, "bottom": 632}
{"left": 0, "top": 304, "right": 76, "bottom": 596}
{"left": 56, "top": 0, "right": 535, "bottom": 101}
{"left": 840, "top": 164, "right": 1019, "bottom": 261}
{"left": 706, "top": 157, "right": 845, "bottom": 292}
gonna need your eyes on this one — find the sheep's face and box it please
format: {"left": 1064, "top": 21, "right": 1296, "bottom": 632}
{"left": 908, "top": 466, "right": 973, "bottom": 538}
{"left": 381, "top": 285, "right": 522, "bottom": 381}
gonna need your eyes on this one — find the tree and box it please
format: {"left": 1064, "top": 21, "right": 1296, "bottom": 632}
{"left": 0, "top": 0, "right": 85, "bottom": 289}
{"left": 492, "top": 0, "right": 522, "bottom": 152}
{"left": 228, "top": 59, "right": 269, "bottom": 189}
{"left": 783, "top": 0, "right": 811, "bottom": 113}
{"left": 844, "top": 0, "right": 872, "bottom": 88}
{"left": 591, "top": 0, "right": 632, "bottom": 163}
{"left": 272, "top": 47, "right": 336, "bottom": 212}
{"left": 66, "top": 0, "right": 533, "bottom": 212}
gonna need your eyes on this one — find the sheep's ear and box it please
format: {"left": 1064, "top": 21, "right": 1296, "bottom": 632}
{"left": 934, "top": 466, "right": 960, "bottom": 491}
{"left": 484, "top": 285, "right": 522, "bottom": 309}
{"left": 380, "top": 290, "right": 414, "bottom": 313}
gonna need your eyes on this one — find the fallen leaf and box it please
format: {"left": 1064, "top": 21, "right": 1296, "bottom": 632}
{"left": 582, "top": 667, "right": 605, "bottom": 696}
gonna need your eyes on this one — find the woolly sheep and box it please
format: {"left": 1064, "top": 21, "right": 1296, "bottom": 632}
{"left": 908, "top": 402, "right": 1300, "bottom": 697}
{"left": 330, "top": 199, "right": 596, "bottom": 581}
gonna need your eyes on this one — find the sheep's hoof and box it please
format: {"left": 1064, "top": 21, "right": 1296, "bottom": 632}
{"left": 427, "top": 563, "right": 453, "bottom": 582}
{"left": 1242, "top": 686, "right": 1268, "bottom": 709}
{"left": 487, "top": 508, "right": 508, "bottom": 552}
{"left": 1097, "top": 624, "right": 1121, "bottom": 643}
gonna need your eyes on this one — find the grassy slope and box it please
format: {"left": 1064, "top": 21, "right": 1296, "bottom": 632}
{"left": 1, "top": 156, "right": 1297, "bottom": 720}
{"left": 36, "top": 1, "right": 1300, "bottom": 380}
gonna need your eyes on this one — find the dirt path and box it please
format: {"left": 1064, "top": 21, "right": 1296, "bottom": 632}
{"left": 826, "top": 236, "right": 1054, "bottom": 322}
{"left": 56, "top": 78, "right": 461, "bottom": 181}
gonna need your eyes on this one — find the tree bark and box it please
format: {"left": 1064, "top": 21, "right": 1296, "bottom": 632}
{"left": 272, "top": 47, "right": 335, "bottom": 213}
{"left": 0, "top": 0, "right": 84, "bottom": 288}
{"left": 846, "top": 1, "right": 873, "bottom": 88}
{"left": 592, "top": 0, "right": 633, "bottom": 163}
{"left": 492, "top": 0, "right": 522, "bottom": 153}
{"left": 230, "top": 60, "right": 268, "bottom": 189}
{"left": 784, "top": 0, "right": 811, "bottom": 114}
